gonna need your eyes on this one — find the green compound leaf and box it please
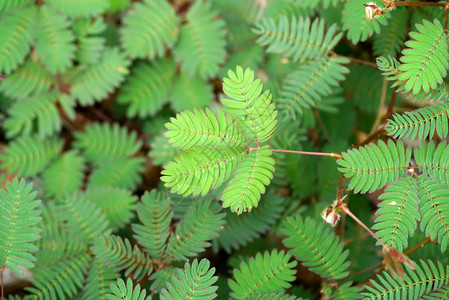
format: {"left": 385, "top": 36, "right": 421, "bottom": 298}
{"left": 0, "top": 57, "right": 55, "bottom": 100}
{"left": 120, "top": 0, "right": 179, "bottom": 60}
{"left": 165, "top": 198, "right": 226, "bottom": 261}
{"left": 35, "top": 5, "right": 76, "bottom": 74}
{"left": 70, "top": 47, "right": 130, "bottom": 105}
{"left": 416, "top": 176, "right": 449, "bottom": 252}
{"left": 173, "top": 0, "right": 226, "bottom": 79}
{"left": 107, "top": 278, "right": 150, "bottom": 300}
{"left": 221, "top": 66, "right": 278, "bottom": 144}
{"left": 386, "top": 102, "right": 449, "bottom": 141}
{"left": 373, "top": 176, "right": 420, "bottom": 252}
{"left": 160, "top": 258, "right": 218, "bottom": 300}
{"left": 337, "top": 140, "right": 412, "bottom": 194}
{"left": 165, "top": 107, "right": 246, "bottom": 150}
{"left": 25, "top": 253, "right": 91, "bottom": 299}
{"left": 0, "top": 0, "right": 33, "bottom": 13}
{"left": 42, "top": 150, "right": 85, "bottom": 199}
{"left": 161, "top": 147, "right": 247, "bottom": 197}
{"left": 221, "top": 145, "right": 276, "bottom": 214}
{"left": 278, "top": 56, "right": 349, "bottom": 120}
{"left": 0, "top": 135, "right": 63, "bottom": 177}
{"left": 362, "top": 260, "right": 449, "bottom": 299}
{"left": 228, "top": 249, "right": 297, "bottom": 299}
{"left": 46, "top": 0, "right": 109, "bottom": 18}
{"left": 253, "top": 15, "right": 342, "bottom": 62}
{"left": 414, "top": 141, "right": 449, "bottom": 187}
{"left": 118, "top": 58, "right": 177, "bottom": 118}
{"left": 342, "top": 0, "right": 388, "bottom": 44}
{"left": 170, "top": 73, "right": 214, "bottom": 111}
{"left": 92, "top": 235, "right": 153, "bottom": 281}
{"left": 132, "top": 190, "right": 172, "bottom": 260}
{"left": 84, "top": 258, "right": 119, "bottom": 300}
{"left": 373, "top": 7, "right": 409, "bottom": 58}
{"left": 282, "top": 216, "right": 350, "bottom": 280}
{"left": 74, "top": 122, "right": 142, "bottom": 165}
{"left": 398, "top": 19, "right": 449, "bottom": 95}
{"left": 0, "top": 178, "right": 41, "bottom": 274}
{"left": 4, "top": 92, "right": 62, "bottom": 138}
{"left": 0, "top": 5, "right": 36, "bottom": 74}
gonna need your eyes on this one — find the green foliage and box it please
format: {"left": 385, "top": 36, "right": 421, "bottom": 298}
{"left": 282, "top": 216, "right": 350, "bottom": 280}
{"left": 160, "top": 258, "right": 218, "bottom": 300}
{"left": 4, "top": 1, "right": 449, "bottom": 299}
{"left": 0, "top": 178, "right": 41, "bottom": 274}
{"left": 228, "top": 249, "right": 297, "bottom": 299}
{"left": 363, "top": 260, "right": 449, "bottom": 299}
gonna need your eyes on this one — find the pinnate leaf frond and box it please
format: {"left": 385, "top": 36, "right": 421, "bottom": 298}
{"left": 221, "top": 145, "right": 275, "bottom": 214}
{"left": 221, "top": 66, "right": 278, "bottom": 143}
{"left": 160, "top": 258, "right": 218, "bottom": 300}
{"left": 372, "top": 176, "right": 420, "bottom": 252}
{"left": 165, "top": 107, "right": 246, "bottom": 150}
{"left": 282, "top": 216, "right": 350, "bottom": 280}
{"left": 337, "top": 140, "right": 412, "bottom": 193}
{"left": 0, "top": 178, "right": 41, "bottom": 274}
{"left": 84, "top": 258, "right": 119, "bottom": 300}
{"left": 92, "top": 235, "right": 153, "bottom": 281}
{"left": 363, "top": 260, "right": 449, "bottom": 299}
{"left": 386, "top": 102, "right": 449, "bottom": 141}
{"left": 253, "top": 15, "right": 342, "bottom": 62}
{"left": 414, "top": 141, "right": 449, "bottom": 186}
{"left": 120, "top": 0, "right": 179, "bottom": 60}
{"left": 228, "top": 249, "right": 297, "bottom": 299}
{"left": 46, "top": 0, "right": 109, "bottom": 18}
{"left": 107, "top": 278, "right": 150, "bottom": 300}
{"left": 165, "top": 198, "right": 226, "bottom": 261}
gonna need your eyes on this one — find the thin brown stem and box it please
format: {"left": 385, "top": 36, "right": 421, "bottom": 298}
{"left": 404, "top": 237, "right": 432, "bottom": 256}
{"left": 394, "top": 1, "right": 448, "bottom": 8}
{"left": 262, "top": 148, "right": 343, "bottom": 159}
{"left": 330, "top": 52, "right": 378, "bottom": 68}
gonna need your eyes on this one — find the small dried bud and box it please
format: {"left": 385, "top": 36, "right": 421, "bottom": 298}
{"left": 364, "top": 3, "right": 383, "bottom": 21}
{"left": 321, "top": 200, "right": 341, "bottom": 227}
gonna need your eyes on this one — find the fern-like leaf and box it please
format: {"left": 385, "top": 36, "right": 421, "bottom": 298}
{"left": 107, "top": 278, "right": 150, "bottom": 300}
{"left": 92, "top": 235, "right": 153, "bottom": 281}
{"left": 84, "top": 258, "right": 119, "bottom": 300}
{"left": 86, "top": 186, "right": 137, "bottom": 230}
{"left": 0, "top": 135, "right": 63, "bottom": 177}
{"left": 416, "top": 177, "right": 449, "bottom": 252}
{"left": 59, "top": 193, "right": 111, "bottom": 243}
{"left": 26, "top": 253, "right": 91, "bottom": 299}
{"left": 372, "top": 176, "right": 420, "bottom": 252}
{"left": 173, "top": 0, "right": 226, "bottom": 79}
{"left": 42, "top": 150, "right": 85, "bottom": 199}
{"left": 414, "top": 141, "right": 449, "bottom": 187}
{"left": 337, "top": 140, "right": 412, "bottom": 194}
{"left": 363, "top": 260, "right": 449, "bottom": 299}
{"left": 117, "top": 58, "right": 177, "bottom": 118}
{"left": 165, "top": 198, "right": 226, "bottom": 261}
{"left": 0, "top": 178, "right": 41, "bottom": 274}
{"left": 253, "top": 15, "right": 342, "bottom": 62}
{"left": 342, "top": 0, "right": 388, "bottom": 44}
{"left": 0, "top": 0, "right": 33, "bottom": 13}
{"left": 165, "top": 107, "right": 246, "bottom": 150}
{"left": 0, "top": 5, "right": 36, "bottom": 74}
{"left": 373, "top": 7, "right": 409, "bottom": 58}
{"left": 213, "top": 190, "right": 283, "bottom": 253}
{"left": 221, "top": 145, "right": 276, "bottom": 214}
{"left": 4, "top": 92, "right": 62, "bottom": 138}
{"left": 70, "top": 47, "right": 130, "bottom": 105}
{"left": 386, "top": 102, "right": 449, "bottom": 141}
{"left": 35, "top": 5, "right": 76, "bottom": 74}
{"left": 278, "top": 56, "right": 349, "bottom": 120}
{"left": 88, "top": 157, "right": 145, "bottom": 190}
{"left": 282, "top": 216, "right": 350, "bottom": 280}
{"left": 74, "top": 122, "right": 142, "bottom": 165}
{"left": 120, "top": 0, "right": 179, "bottom": 60}
{"left": 398, "top": 19, "right": 449, "bottom": 94}
{"left": 73, "top": 17, "right": 107, "bottom": 65}
{"left": 228, "top": 249, "right": 297, "bottom": 299}
{"left": 160, "top": 258, "right": 218, "bottom": 300}
{"left": 221, "top": 66, "right": 278, "bottom": 143}
{"left": 132, "top": 190, "right": 172, "bottom": 260}
{"left": 0, "top": 58, "right": 54, "bottom": 100}
{"left": 170, "top": 73, "right": 214, "bottom": 111}
{"left": 329, "top": 281, "right": 362, "bottom": 300}
{"left": 161, "top": 147, "right": 246, "bottom": 197}
{"left": 46, "top": 0, "right": 109, "bottom": 18}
